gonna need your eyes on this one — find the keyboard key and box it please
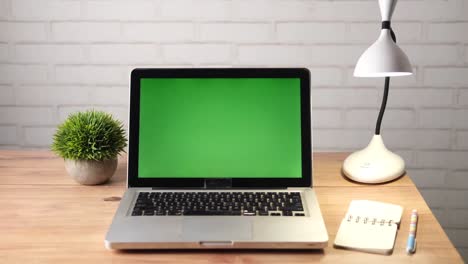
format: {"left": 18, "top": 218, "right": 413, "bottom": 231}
{"left": 168, "top": 210, "right": 182, "bottom": 216}
{"left": 143, "top": 210, "right": 154, "bottom": 216}
{"left": 282, "top": 211, "right": 293, "bottom": 216}
{"left": 295, "top": 213, "right": 305, "bottom": 216}
{"left": 243, "top": 210, "right": 256, "bottom": 216}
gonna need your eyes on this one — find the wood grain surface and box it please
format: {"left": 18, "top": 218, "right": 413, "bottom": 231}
{"left": 0, "top": 151, "right": 462, "bottom": 263}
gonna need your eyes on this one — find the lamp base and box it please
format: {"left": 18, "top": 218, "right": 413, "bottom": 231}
{"left": 342, "top": 134, "right": 405, "bottom": 184}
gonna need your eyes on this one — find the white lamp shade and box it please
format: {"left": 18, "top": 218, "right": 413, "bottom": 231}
{"left": 354, "top": 29, "right": 412, "bottom": 77}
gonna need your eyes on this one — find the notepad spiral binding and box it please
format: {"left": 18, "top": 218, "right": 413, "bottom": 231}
{"left": 346, "top": 215, "right": 396, "bottom": 226}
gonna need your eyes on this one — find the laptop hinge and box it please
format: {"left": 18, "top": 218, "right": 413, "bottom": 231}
{"left": 287, "top": 187, "right": 310, "bottom": 190}
{"left": 149, "top": 186, "right": 288, "bottom": 190}
{"left": 204, "top": 178, "right": 232, "bottom": 189}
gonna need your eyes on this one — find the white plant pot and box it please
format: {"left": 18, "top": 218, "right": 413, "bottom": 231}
{"left": 64, "top": 159, "right": 117, "bottom": 185}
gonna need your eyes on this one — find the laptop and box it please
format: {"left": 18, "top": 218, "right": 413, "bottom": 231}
{"left": 105, "top": 68, "right": 328, "bottom": 249}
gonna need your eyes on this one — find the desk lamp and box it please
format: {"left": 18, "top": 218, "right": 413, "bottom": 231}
{"left": 342, "top": 0, "right": 413, "bottom": 183}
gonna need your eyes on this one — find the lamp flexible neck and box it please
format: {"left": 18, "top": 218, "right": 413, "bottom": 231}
{"left": 375, "top": 22, "right": 396, "bottom": 135}
{"left": 375, "top": 77, "right": 390, "bottom": 135}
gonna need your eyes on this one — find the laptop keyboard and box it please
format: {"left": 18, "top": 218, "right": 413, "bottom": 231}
{"left": 131, "top": 191, "right": 305, "bottom": 217}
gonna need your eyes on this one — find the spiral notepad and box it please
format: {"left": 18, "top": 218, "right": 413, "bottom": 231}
{"left": 334, "top": 200, "right": 404, "bottom": 255}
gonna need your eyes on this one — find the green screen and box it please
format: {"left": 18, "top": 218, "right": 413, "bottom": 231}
{"left": 138, "top": 78, "right": 302, "bottom": 178}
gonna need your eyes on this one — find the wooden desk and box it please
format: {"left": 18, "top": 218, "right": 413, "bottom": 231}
{"left": 0, "top": 151, "right": 462, "bottom": 263}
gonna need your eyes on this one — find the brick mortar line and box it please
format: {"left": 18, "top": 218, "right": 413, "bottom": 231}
{"left": 5, "top": 41, "right": 456, "bottom": 45}
{"left": 2, "top": 20, "right": 467, "bottom": 24}
{"left": 2, "top": 18, "right": 468, "bottom": 23}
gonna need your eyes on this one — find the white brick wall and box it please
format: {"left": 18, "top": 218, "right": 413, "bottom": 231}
{"left": 23, "top": 126, "right": 56, "bottom": 147}
{"left": 448, "top": 209, "right": 468, "bottom": 228}
{"left": 388, "top": 89, "right": 453, "bottom": 107}
{"left": 237, "top": 45, "right": 365, "bottom": 66}
{"left": 428, "top": 22, "right": 468, "bottom": 42}
{"left": 312, "top": 109, "right": 342, "bottom": 129}
{"left": 410, "top": 169, "right": 446, "bottom": 188}
{"left": 455, "top": 109, "right": 468, "bottom": 129}
{"left": 0, "top": 0, "right": 7, "bottom": 19}
{"left": 15, "top": 44, "right": 86, "bottom": 63}
{"left": 0, "top": 125, "right": 17, "bottom": 145}
{"left": 456, "top": 131, "right": 468, "bottom": 149}
{"left": 0, "top": 85, "right": 14, "bottom": 104}
{"left": 0, "top": 107, "right": 55, "bottom": 125}
{"left": 424, "top": 68, "right": 468, "bottom": 86}
{"left": 276, "top": 23, "right": 345, "bottom": 43}
{"left": 123, "top": 23, "right": 194, "bottom": 42}
{"left": 419, "top": 109, "right": 454, "bottom": 129}
{"left": 0, "top": 22, "right": 48, "bottom": 42}
{"left": 15, "top": 86, "right": 91, "bottom": 105}
{"left": 311, "top": 88, "right": 379, "bottom": 107}
{"left": 0, "top": 65, "right": 48, "bottom": 84}
{"left": 86, "top": 0, "right": 156, "bottom": 21}
{"left": 344, "top": 109, "right": 415, "bottom": 129}
{"left": 1, "top": 0, "right": 468, "bottom": 260}
{"left": 419, "top": 189, "right": 448, "bottom": 208}
{"left": 160, "top": 0, "right": 232, "bottom": 20}
{"left": 90, "top": 86, "right": 128, "bottom": 105}
{"left": 163, "top": 44, "right": 232, "bottom": 64}
{"left": 201, "top": 22, "right": 271, "bottom": 43}
{"left": 447, "top": 171, "right": 468, "bottom": 189}
{"left": 459, "top": 89, "right": 468, "bottom": 105}
{"left": 89, "top": 44, "right": 160, "bottom": 64}
{"left": 51, "top": 22, "right": 121, "bottom": 42}
{"left": 400, "top": 45, "right": 461, "bottom": 66}
{"left": 55, "top": 65, "right": 125, "bottom": 85}
{"left": 308, "top": 68, "right": 343, "bottom": 87}
{"left": 11, "top": 0, "right": 81, "bottom": 20}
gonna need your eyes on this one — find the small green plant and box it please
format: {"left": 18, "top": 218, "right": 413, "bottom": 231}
{"left": 52, "top": 110, "right": 127, "bottom": 161}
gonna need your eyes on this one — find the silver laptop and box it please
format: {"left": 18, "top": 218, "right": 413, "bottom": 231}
{"left": 105, "top": 68, "right": 328, "bottom": 249}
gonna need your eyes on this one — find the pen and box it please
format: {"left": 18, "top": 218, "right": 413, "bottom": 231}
{"left": 406, "top": 209, "right": 418, "bottom": 254}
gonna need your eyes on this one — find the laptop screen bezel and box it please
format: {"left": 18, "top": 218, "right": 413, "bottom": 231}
{"left": 127, "top": 68, "right": 312, "bottom": 188}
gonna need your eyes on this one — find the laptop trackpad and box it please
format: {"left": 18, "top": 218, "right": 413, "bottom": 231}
{"left": 182, "top": 218, "right": 252, "bottom": 241}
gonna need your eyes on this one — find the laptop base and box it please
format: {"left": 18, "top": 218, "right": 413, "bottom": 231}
{"left": 105, "top": 188, "right": 328, "bottom": 250}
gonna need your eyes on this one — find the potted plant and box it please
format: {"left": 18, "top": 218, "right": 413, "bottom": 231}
{"left": 51, "top": 110, "right": 127, "bottom": 185}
